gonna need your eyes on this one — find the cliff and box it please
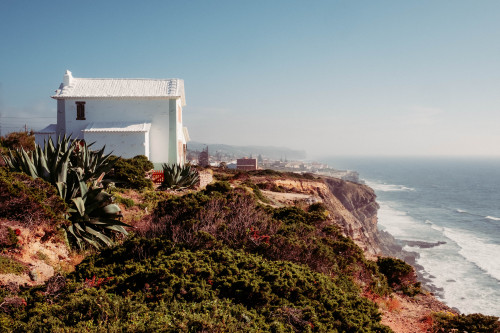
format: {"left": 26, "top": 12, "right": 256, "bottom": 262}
{"left": 0, "top": 168, "right": 455, "bottom": 332}
{"left": 253, "top": 173, "right": 452, "bottom": 333}
{"left": 261, "top": 176, "right": 386, "bottom": 257}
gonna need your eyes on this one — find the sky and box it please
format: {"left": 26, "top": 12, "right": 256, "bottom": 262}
{"left": 1, "top": 0, "right": 500, "bottom": 158}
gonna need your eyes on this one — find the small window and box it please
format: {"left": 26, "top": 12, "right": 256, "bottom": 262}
{"left": 76, "top": 101, "right": 86, "bottom": 120}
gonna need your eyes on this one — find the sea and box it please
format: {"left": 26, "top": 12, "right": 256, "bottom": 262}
{"left": 322, "top": 156, "right": 500, "bottom": 317}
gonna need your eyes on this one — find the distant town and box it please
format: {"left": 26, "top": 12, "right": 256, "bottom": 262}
{"left": 187, "top": 144, "right": 362, "bottom": 184}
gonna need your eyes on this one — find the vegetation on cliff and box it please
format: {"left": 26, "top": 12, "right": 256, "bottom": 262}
{"left": 143, "top": 182, "right": 390, "bottom": 296}
{"left": 1, "top": 148, "right": 499, "bottom": 332}
{"left": 0, "top": 239, "right": 390, "bottom": 332}
{"left": 0, "top": 179, "right": 394, "bottom": 332}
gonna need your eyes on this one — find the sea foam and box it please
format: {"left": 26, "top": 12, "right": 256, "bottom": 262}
{"left": 443, "top": 227, "right": 500, "bottom": 282}
{"left": 485, "top": 216, "right": 500, "bottom": 221}
{"left": 365, "top": 181, "right": 415, "bottom": 192}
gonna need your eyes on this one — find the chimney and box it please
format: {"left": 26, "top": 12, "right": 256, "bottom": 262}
{"left": 63, "top": 70, "right": 74, "bottom": 86}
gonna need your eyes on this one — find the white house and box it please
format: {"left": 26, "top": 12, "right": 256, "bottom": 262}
{"left": 35, "top": 70, "right": 189, "bottom": 164}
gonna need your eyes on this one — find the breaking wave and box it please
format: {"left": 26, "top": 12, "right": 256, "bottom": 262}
{"left": 365, "top": 181, "right": 415, "bottom": 192}
{"left": 443, "top": 228, "right": 500, "bottom": 282}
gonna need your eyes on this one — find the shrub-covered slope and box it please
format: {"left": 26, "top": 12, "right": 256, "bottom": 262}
{"left": 0, "top": 182, "right": 394, "bottom": 332}
{"left": 143, "top": 183, "right": 389, "bottom": 295}
{"left": 2, "top": 239, "right": 390, "bottom": 332}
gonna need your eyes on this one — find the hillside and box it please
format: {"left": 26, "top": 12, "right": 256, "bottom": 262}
{"left": 0, "top": 163, "right": 498, "bottom": 332}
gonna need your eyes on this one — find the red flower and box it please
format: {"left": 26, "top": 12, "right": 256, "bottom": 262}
{"left": 14, "top": 229, "right": 21, "bottom": 236}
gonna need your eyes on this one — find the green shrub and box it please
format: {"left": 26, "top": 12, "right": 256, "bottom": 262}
{"left": 54, "top": 239, "right": 388, "bottom": 332}
{"left": 376, "top": 257, "right": 421, "bottom": 296}
{"left": 129, "top": 155, "right": 154, "bottom": 173}
{"left": 1, "top": 239, "right": 391, "bottom": 331}
{"left": 0, "top": 168, "right": 67, "bottom": 226}
{"left": 204, "top": 180, "right": 232, "bottom": 194}
{"left": 110, "top": 156, "right": 154, "bottom": 190}
{"left": 247, "top": 169, "right": 283, "bottom": 177}
{"left": 139, "top": 190, "right": 171, "bottom": 211}
{"left": 0, "top": 131, "right": 35, "bottom": 152}
{"left": 432, "top": 312, "right": 500, "bottom": 333}
{"left": 242, "top": 180, "right": 270, "bottom": 203}
{"left": 0, "top": 256, "right": 26, "bottom": 275}
{"left": 148, "top": 187, "right": 389, "bottom": 296}
{"left": 113, "top": 195, "right": 136, "bottom": 208}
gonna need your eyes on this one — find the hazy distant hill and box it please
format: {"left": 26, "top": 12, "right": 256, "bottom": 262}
{"left": 187, "top": 141, "right": 306, "bottom": 160}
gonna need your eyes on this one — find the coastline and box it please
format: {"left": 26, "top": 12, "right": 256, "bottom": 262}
{"left": 310, "top": 168, "right": 456, "bottom": 312}
{"left": 377, "top": 228, "right": 447, "bottom": 300}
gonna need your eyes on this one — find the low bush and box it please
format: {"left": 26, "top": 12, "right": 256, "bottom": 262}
{"left": 0, "top": 168, "right": 67, "bottom": 227}
{"left": 376, "top": 257, "right": 421, "bottom": 296}
{"left": 0, "top": 227, "right": 19, "bottom": 249}
{"left": 242, "top": 180, "right": 270, "bottom": 203}
{"left": 247, "top": 169, "right": 283, "bottom": 177}
{"left": 256, "top": 182, "right": 286, "bottom": 192}
{"left": 0, "top": 256, "right": 26, "bottom": 275}
{"left": 138, "top": 190, "right": 171, "bottom": 211}
{"left": 109, "top": 155, "right": 154, "bottom": 190}
{"left": 5, "top": 239, "right": 390, "bottom": 332}
{"left": 113, "top": 194, "right": 136, "bottom": 208}
{"left": 146, "top": 185, "right": 389, "bottom": 295}
{"left": 0, "top": 131, "right": 35, "bottom": 152}
{"left": 432, "top": 312, "right": 500, "bottom": 332}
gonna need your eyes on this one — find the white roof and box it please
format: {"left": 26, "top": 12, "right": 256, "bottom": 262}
{"left": 52, "top": 71, "right": 185, "bottom": 106}
{"left": 83, "top": 122, "right": 151, "bottom": 133}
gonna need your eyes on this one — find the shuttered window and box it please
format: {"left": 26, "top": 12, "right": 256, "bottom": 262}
{"left": 76, "top": 101, "right": 86, "bottom": 120}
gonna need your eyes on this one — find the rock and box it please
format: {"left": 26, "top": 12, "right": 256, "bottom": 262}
{"left": 28, "top": 270, "right": 38, "bottom": 281}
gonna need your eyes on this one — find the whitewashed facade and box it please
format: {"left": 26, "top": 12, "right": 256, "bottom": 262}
{"left": 35, "top": 71, "right": 189, "bottom": 164}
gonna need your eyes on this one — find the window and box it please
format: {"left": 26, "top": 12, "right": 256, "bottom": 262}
{"left": 76, "top": 101, "right": 86, "bottom": 120}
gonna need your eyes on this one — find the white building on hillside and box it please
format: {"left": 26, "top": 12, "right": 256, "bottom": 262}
{"left": 35, "top": 70, "right": 189, "bottom": 164}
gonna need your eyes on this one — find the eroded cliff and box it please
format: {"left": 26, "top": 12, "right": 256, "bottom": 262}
{"left": 262, "top": 176, "right": 386, "bottom": 257}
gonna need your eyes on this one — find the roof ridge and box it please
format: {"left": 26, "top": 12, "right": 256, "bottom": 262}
{"left": 73, "top": 77, "right": 180, "bottom": 81}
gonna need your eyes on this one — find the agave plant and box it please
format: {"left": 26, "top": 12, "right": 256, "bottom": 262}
{"left": 67, "top": 171, "right": 129, "bottom": 249}
{"left": 2, "top": 135, "right": 74, "bottom": 199}
{"left": 160, "top": 163, "right": 200, "bottom": 190}
{"left": 70, "top": 140, "right": 114, "bottom": 183}
{"left": 1, "top": 135, "right": 129, "bottom": 249}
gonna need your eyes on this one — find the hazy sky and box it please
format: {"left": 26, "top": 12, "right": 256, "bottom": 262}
{"left": 1, "top": 0, "right": 499, "bottom": 157}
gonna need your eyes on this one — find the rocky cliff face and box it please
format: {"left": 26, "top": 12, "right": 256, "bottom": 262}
{"left": 321, "top": 177, "right": 383, "bottom": 256}
{"left": 266, "top": 176, "right": 390, "bottom": 258}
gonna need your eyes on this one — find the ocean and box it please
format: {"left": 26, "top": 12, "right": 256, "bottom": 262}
{"left": 322, "top": 156, "right": 500, "bottom": 317}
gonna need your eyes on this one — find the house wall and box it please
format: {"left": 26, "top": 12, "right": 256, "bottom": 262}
{"left": 60, "top": 98, "right": 176, "bottom": 163}
{"left": 84, "top": 131, "right": 148, "bottom": 159}
{"left": 34, "top": 133, "right": 54, "bottom": 146}
{"left": 177, "top": 98, "right": 186, "bottom": 164}
{"left": 167, "top": 98, "right": 186, "bottom": 165}
{"left": 56, "top": 100, "right": 66, "bottom": 136}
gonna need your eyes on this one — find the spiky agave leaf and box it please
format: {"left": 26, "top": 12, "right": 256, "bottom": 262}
{"left": 66, "top": 178, "right": 130, "bottom": 250}
{"left": 1, "top": 135, "right": 75, "bottom": 200}
{"left": 71, "top": 140, "right": 115, "bottom": 182}
{"left": 160, "top": 163, "right": 200, "bottom": 190}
